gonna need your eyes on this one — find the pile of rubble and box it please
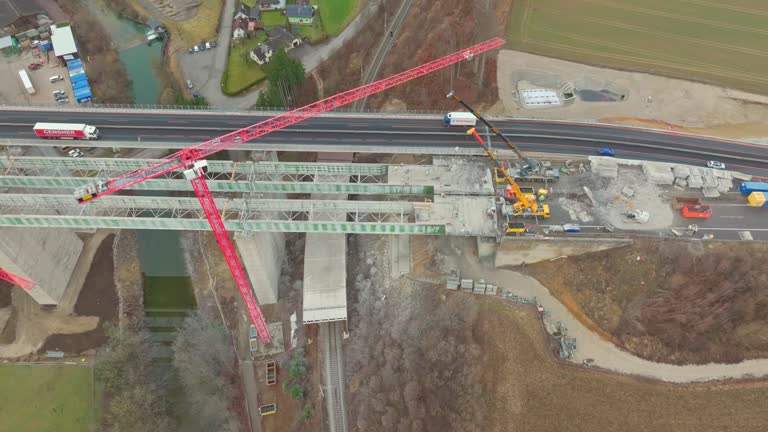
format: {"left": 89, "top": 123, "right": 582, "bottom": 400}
{"left": 670, "top": 165, "right": 733, "bottom": 197}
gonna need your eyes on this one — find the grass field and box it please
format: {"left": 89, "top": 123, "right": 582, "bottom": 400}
{"left": 222, "top": 35, "right": 268, "bottom": 95}
{"left": 0, "top": 365, "right": 94, "bottom": 432}
{"left": 312, "top": 0, "right": 359, "bottom": 36}
{"left": 262, "top": 10, "right": 288, "bottom": 28}
{"left": 507, "top": 0, "right": 768, "bottom": 94}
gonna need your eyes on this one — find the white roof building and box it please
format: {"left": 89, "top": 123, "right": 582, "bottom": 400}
{"left": 51, "top": 25, "right": 77, "bottom": 58}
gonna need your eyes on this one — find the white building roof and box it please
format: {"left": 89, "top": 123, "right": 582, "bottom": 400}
{"left": 51, "top": 25, "right": 77, "bottom": 57}
{"left": 521, "top": 88, "right": 561, "bottom": 107}
{"left": 302, "top": 233, "right": 348, "bottom": 323}
{"left": 0, "top": 35, "right": 13, "bottom": 50}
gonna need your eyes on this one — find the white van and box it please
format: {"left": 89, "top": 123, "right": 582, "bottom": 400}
{"left": 49, "top": 75, "right": 64, "bottom": 83}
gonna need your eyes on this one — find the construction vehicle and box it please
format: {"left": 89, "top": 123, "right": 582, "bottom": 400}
{"left": 681, "top": 204, "right": 712, "bottom": 219}
{"left": 72, "top": 38, "right": 505, "bottom": 344}
{"left": 467, "top": 127, "right": 550, "bottom": 220}
{"left": 447, "top": 91, "right": 557, "bottom": 181}
{"left": 506, "top": 222, "right": 527, "bottom": 234}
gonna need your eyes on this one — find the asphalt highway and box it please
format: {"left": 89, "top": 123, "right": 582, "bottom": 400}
{"left": 1, "top": 109, "right": 767, "bottom": 175}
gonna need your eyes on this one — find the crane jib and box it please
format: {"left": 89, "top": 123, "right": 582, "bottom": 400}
{"left": 73, "top": 37, "right": 505, "bottom": 203}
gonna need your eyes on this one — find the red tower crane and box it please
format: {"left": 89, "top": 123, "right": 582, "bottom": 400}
{"left": 74, "top": 37, "right": 505, "bottom": 344}
{"left": 0, "top": 268, "right": 34, "bottom": 290}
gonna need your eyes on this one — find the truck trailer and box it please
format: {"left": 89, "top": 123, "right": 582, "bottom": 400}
{"left": 18, "top": 69, "right": 35, "bottom": 94}
{"left": 739, "top": 181, "right": 768, "bottom": 196}
{"left": 33, "top": 123, "right": 100, "bottom": 140}
{"left": 443, "top": 112, "right": 477, "bottom": 127}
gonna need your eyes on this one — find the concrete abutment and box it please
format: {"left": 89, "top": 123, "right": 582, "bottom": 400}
{"left": 235, "top": 231, "right": 285, "bottom": 305}
{"left": 0, "top": 227, "right": 83, "bottom": 304}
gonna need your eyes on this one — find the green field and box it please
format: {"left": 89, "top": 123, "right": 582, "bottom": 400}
{"left": 313, "top": 0, "right": 359, "bottom": 36}
{"left": 262, "top": 10, "right": 288, "bottom": 28}
{"left": 0, "top": 365, "right": 94, "bottom": 432}
{"left": 507, "top": 0, "right": 768, "bottom": 94}
{"left": 222, "top": 35, "right": 268, "bottom": 95}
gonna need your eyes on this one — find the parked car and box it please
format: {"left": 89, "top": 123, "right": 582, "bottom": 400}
{"left": 56, "top": 98, "right": 69, "bottom": 104}
{"left": 706, "top": 160, "right": 726, "bottom": 170}
{"left": 49, "top": 75, "right": 64, "bottom": 83}
{"left": 210, "top": 41, "right": 217, "bottom": 48}
{"left": 28, "top": 63, "right": 43, "bottom": 71}
{"left": 598, "top": 147, "right": 616, "bottom": 157}
{"left": 186, "top": 80, "right": 193, "bottom": 89}
{"left": 205, "top": 41, "right": 212, "bottom": 49}
{"left": 52, "top": 90, "right": 66, "bottom": 97}
{"left": 67, "top": 149, "right": 83, "bottom": 158}
{"left": 198, "top": 43, "right": 206, "bottom": 51}
{"left": 193, "top": 45, "right": 200, "bottom": 53}
{"left": 192, "top": 91, "right": 201, "bottom": 98}
{"left": 188, "top": 47, "right": 194, "bottom": 54}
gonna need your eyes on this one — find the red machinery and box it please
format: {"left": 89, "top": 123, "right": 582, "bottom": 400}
{"left": 0, "top": 268, "right": 35, "bottom": 290}
{"left": 75, "top": 38, "right": 505, "bottom": 343}
{"left": 681, "top": 204, "right": 712, "bottom": 219}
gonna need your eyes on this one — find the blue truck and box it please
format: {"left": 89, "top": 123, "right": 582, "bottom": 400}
{"left": 739, "top": 181, "right": 768, "bottom": 196}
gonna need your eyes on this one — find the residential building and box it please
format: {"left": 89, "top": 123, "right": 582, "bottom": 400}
{"left": 286, "top": 4, "right": 316, "bottom": 25}
{"left": 249, "top": 43, "right": 273, "bottom": 65}
{"left": 234, "top": 2, "right": 260, "bottom": 20}
{"left": 258, "top": 0, "right": 286, "bottom": 11}
{"left": 50, "top": 25, "right": 79, "bottom": 62}
{"left": 232, "top": 18, "right": 249, "bottom": 39}
{"left": 266, "top": 26, "right": 302, "bottom": 51}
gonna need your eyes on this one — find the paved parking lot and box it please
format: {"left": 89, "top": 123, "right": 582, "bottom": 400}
{"left": 0, "top": 49, "right": 75, "bottom": 106}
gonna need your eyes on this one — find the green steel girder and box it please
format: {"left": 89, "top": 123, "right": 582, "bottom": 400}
{"left": 0, "top": 176, "right": 434, "bottom": 195}
{"left": 0, "top": 157, "right": 388, "bottom": 176}
{"left": 0, "top": 215, "right": 447, "bottom": 234}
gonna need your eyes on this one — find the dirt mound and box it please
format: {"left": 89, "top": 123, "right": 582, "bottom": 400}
{"left": 527, "top": 239, "right": 768, "bottom": 365}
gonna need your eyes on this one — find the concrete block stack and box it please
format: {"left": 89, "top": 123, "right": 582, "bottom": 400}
{"left": 687, "top": 175, "right": 704, "bottom": 188}
{"left": 590, "top": 158, "right": 619, "bottom": 178}
{"left": 642, "top": 162, "right": 675, "bottom": 185}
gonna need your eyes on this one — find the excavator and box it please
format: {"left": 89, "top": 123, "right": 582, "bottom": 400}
{"left": 447, "top": 91, "right": 542, "bottom": 178}
{"left": 466, "top": 127, "right": 550, "bottom": 223}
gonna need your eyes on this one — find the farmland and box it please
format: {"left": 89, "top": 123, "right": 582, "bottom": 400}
{"left": 0, "top": 365, "right": 95, "bottom": 432}
{"left": 507, "top": 0, "right": 768, "bottom": 94}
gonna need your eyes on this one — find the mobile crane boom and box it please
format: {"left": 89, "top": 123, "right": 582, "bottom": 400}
{"left": 447, "top": 91, "right": 540, "bottom": 174}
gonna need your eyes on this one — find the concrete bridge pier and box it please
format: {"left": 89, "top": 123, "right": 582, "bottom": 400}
{"left": 0, "top": 228, "right": 83, "bottom": 305}
{"left": 235, "top": 231, "right": 285, "bottom": 306}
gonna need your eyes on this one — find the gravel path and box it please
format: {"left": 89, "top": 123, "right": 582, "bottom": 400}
{"left": 452, "top": 247, "right": 768, "bottom": 383}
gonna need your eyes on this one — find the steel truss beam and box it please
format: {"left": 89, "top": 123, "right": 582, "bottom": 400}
{"left": 0, "top": 194, "right": 416, "bottom": 224}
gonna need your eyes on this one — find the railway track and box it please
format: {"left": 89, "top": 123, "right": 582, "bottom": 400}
{"left": 321, "top": 321, "right": 348, "bottom": 432}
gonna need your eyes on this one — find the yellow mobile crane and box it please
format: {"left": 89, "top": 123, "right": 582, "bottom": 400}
{"left": 467, "top": 127, "right": 550, "bottom": 220}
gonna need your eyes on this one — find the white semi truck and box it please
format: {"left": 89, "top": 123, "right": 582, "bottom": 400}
{"left": 443, "top": 112, "right": 477, "bottom": 126}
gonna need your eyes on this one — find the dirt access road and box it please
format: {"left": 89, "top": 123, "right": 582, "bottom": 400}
{"left": 443, "top": 237, "right": 768, "bottom": 383}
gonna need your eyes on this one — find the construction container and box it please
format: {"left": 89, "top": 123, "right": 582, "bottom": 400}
{"left": 259, "top": 404, "right": 277, "bottom": 416}
{"left": 747, "top": 191, "right": 767, "bottom": 207}
{"left": 739, "top": 181, "right": 768, "bottom": 195}
{"left": 681, "top": 204, "right": 712, "bottom": 218}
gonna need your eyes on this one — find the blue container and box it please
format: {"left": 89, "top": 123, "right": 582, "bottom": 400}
{"left": 70, "top": 73, "right": 87, "bottom": 84}
{"left": 73, "top": 80, "right": 89, "bottom": 91}
{"left": 67, "top": 59, "right": 83, "bottom": 69}
{"left": 739, "top": 181, "right": 768, "bottom": 196}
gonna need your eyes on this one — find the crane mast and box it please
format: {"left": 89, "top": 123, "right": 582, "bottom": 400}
{"left": 74, "top": 38, "right": 506, "bottom": 344}
{"left": 446, "top": 90, "right": 540, "bottom": 175}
